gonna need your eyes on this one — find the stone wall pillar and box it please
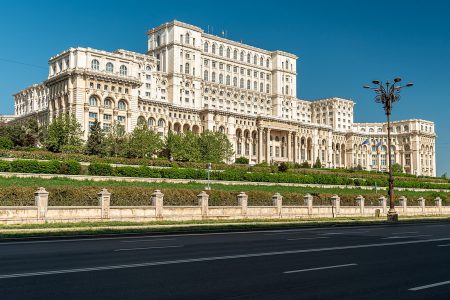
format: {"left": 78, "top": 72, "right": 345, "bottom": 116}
{"left": 435, "top": 197, "right": 442, "bottom": 214}
{"left": 330, "top": 194, "right": 340, "bottom": 217}
{"left": 418, "top": 197, "right": 426, "bottom": 213}
{"left": 34, "top": 187, "right": 49, "bottom": 220}
{"left": 266, "top": 128, "right": 271, "bottom": 163}
{"left": 304, "top": 193, "right": 313, "bottom": 215}
{"left": 378, "top": 196, "right": 387, "bottom": 213}
{"left": 356, "top": 195, "right": 365, "bottom": 215}
{"left": 197, "top": 191, "right": 209, "bottom": 218}
{"left": 258, "top": 128, "right": 263, "bottom": 163}
{"left": 399, "top": 196, "right": 407, "bottom": 212}
{"left": 272, "top": 192, "right": 283, "bottom": 216}
{"left": 237, "top": 192, "right": 248, "bottom": 216}
{"left": 97, "top": 188, "right": 111, "bottom": 219}
{"left": 151, "top": 190, "right": 164, "bottom": 219}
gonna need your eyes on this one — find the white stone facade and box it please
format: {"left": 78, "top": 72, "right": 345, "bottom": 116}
{"left": 10, "top": 20, "right": 436, "bottom": 176}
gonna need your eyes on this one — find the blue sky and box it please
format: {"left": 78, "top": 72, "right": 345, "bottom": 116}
{"left": 1, "top": 0, "right": 449, "bottom": 175}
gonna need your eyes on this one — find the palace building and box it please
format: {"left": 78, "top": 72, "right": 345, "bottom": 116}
{"left": 10, "top": 20, "right": 436, "bottom": 176}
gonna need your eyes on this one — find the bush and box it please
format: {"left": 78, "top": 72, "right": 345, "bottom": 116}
{"left": 235, "top": 157, "right": 249, "bottom": 164}
{"left": 10, "top": 159, "right": 60, "bottom": 174}
{"left": 278, "top": 162, "right": 289, "bottom": 172}
{"left": 0, "top": 160, "right": 10, "bottom": 172}
{"left": 60, "top": 160, "right": 82, "bottom": 175}
{"left": 88, "top": 163, "right": 114, "bottom": 176}
{"left": 0, "top": 137, "right": 14, "bottom": 150}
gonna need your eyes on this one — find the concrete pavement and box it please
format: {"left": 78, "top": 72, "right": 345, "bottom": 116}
{"left": 1, "top": 222, "right": 450, "bottom": 299}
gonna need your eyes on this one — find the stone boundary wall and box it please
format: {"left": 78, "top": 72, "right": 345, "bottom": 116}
{"left": 0, "top": 188, "right": 448, "bottom": 224}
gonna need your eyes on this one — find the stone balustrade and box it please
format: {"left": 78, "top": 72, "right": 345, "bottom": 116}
{"left": 0, "top": 187, "right": 448, "bottom": 224}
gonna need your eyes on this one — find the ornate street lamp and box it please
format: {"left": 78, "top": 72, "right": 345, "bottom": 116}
{"left": 363, "top": 78, "right": 413, "bottom": 222}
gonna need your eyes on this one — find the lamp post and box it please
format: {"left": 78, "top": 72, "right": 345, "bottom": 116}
{"left": 205, "top": 162, "right": 212, "bottom": 190}
{"left": 363, "top": 78, "right": 413, "bottom": 222}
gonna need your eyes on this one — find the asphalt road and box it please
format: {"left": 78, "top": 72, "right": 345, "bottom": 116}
{"left": 1, "top": 222, "right": 450, "bottom": 299}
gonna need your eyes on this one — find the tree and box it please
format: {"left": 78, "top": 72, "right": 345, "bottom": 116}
{"left": 85, "top": 119, "right": 106, "bottom": 156}
{"left": 125, "top": 123, "right": 163, "bottom": 158}
{"left": 0, "top": 136, "right": 13, "bottom": 149}
{"left": 103, "top": 122, "right": 126, "bottom": 157}
{"left": 165, "top": 131, "right": 201, "bottom": 162}
{"left": 44, "top": 114, "right": 83, "bottom": 152}
{"left": 392, "top": 163, "right": 403, "bottom": 173}
{"left": 313, "top": 157, "right": 322, "bottom": 168}
{"left": 299, "top": 161, "right": 311, "bottom": 168}
{"left": 198, "top": 130, "right": 234, "bottom": 163}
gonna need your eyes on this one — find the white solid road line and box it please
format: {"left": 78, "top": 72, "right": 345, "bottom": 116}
{"left": 1, "top": 237, "right": 450, "bottom": 280}
{"left": 437, "top": 244, "right": 450, "bottom": 247}
{"left": 319, "top": 233, "right": 345, "bottom": 236}
{"left": 409, "top": 280, "right": 450, "bottom": 291}
{"left": 383, "top": 235, "right": 431, "bottom": 240}
{"left": 391, "top": 231, "right": 419, "bottom": 235}
{"left": 114, "top": 245, "right": 184, "bottom": 252}
{"left": 284, "top": 263, "right": 357, "bottom": 274}
{"left": 120, "top": 238, "right": 175, "bottom": 243}
{"left": 287, "top": 237, "right": 329, "bottom": 241}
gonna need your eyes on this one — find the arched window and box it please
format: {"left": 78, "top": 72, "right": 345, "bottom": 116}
{"left": 247, "top": 80, "right": 251, "bottom": 89}
{"left": 254, "top": 81, "right": 257, "bottom": 90}
{"left": 119, "top": 65, "right": 127, "bottom": 76}
{"left": 91, "top": 59, "right": 99, "bottom": 70}
{"left": 212, "top": 44, "right": 216, "bottom": 54}
{"left": 285, "top": 85, "right": 289, "bottom": 95}
{"left": 240, "top": 78, "right": 244, "bottom": 88}
{"left": 156, "top": 35, "right": 161, "bottom": 47}
{"left": 185, "top": 63, "right": 189, "bottom": 74}
{"left": 148, "top": 117, "right": 155, "bottom": 126}
{"left": 226, "top": 48, "right": 231, "bottom": 58}
{"left": 260, "top": 57, "right": 263, "bottom": 66}
{"left": 260, "top": 83, "right": 263, "bottom": 92}
{"left": 158, "top": 118, "right": 165, "bottom": 127}
{"left": 285, "top": 60, "right": 289, "bottom": 69}
{"left": 211, "top": 72, "right": 216, "bottom": 82}
{"left": 104, "top": 98, "right": 112, "bottom": 109}
{"left": 247, "top": 53, "right": 251, "bottom": 63}
{"left": 118, "top": 100, "right": 126, "bottom": 110}
{"left": 219, "top": 126, "right": 225, "bottom": 133}
{"left": 204, "top": 42, "right": 209, "bottom": 52}
{"left": 240, "top": 51, "right": 244, "bottom": 61}
{"left": 404, "top": 125, "right": 409, "bottom": 132}
{"left": 219, "top": 46, "right": 223, "bottom": 56}
{"left": 219, "top": 74, "right": 223, "bottom": 84}
{"left": 226, "top": 75, "right": 230, "bottom": 85}
{"left": 233, "top": 49, "right": 238, "bottom": 59}
{"left": 253, "top": 55, "right": 257, "bottom": 65}
{"left": 233, "top": 77, "right": 237, "bottom": 87}
{"left": 266, "top": 59, "right": 269, "bottom": 68}
{"left": 89, "top": 96, "right": 98, "bottom": 106}
{"left": 106, "top": 62, "right": 114, "bottom": 73}
{"left": 266, "top": 84, "right": 270, "bottom": 93}
{"left": 204, "top": 70, "right": 209, "bottom": 81}
{"left": 185, "top": 33, "right": 190, "bottom": 44}
{"left": 137, "top": 116, "right": 146, "bottom": 125}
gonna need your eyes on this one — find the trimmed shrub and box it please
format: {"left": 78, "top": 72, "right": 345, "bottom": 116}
{"left": 60, "top": 160, "right": 82, "bottom": 175}
{"left": 9, "top": 159, "right": 60, "bottom": 174}
{"left": 235, "top": 157, "right": 249, "bottom": 164}
{"left": 0, "top": 137, "right": 14, "bottom": 150}
{"left": 0, "top": 160, "right": 10, "bottom": 172}
{"left": 88, "top": 163, "right": 114, "bottom": 176}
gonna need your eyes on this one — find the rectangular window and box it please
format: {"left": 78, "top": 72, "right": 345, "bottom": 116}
{"left": 117, "top": 116, "right": 125, "bottom": 123}
{"left": 89, "top": 112, "right": 97, "bottom": 119}
{"left": 103, "top": 114, "right": 112, "bottom": 121}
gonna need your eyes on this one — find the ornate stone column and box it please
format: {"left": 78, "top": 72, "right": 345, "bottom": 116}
{"left": 266, "top": 128, "right": 271, "bottom": 163}
{"left": 287, "top": 131, "right": 292, "bottom": 161}
{"left": 258, "top": 128, "right": 263, "bottom": 163}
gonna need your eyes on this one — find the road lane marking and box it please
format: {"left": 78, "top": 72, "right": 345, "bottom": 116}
{"left": 319, "top": 233, "right": 345, "bottom": 236}
{"left": 1, "top": 237, "right": 450, "bottom": 279}
{"left": 391, "top": 231, "right": 419, "bottom": 235}
{"left": 284, "top": 263, "right": 357, "bottom": 274}
{"left": 437, "top": 244, "right": 450, "bottom": 247}
{"left": 114, "top": 245, "right": 183, "bottom": 252}
{"left": 409, "top": 280, "right": 450, "bottom": 291}
{"left": 383, "top": 235, "right": 431, "bottom": 240}
{"left": 1, "top": 223, "right": 438, "bottom": 245}
{"left": 120, "top": 238, "right": 175, "bottom": 243}
{"left": 287, "top": 237, "right": 329, "bottom": 241}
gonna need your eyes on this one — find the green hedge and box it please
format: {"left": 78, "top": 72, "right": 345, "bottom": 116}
{"left": 0, "top": 186, "right": 448, "bottom": 207}
{"left": 0, "top": 159, "right": 81, "bottom": 176}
